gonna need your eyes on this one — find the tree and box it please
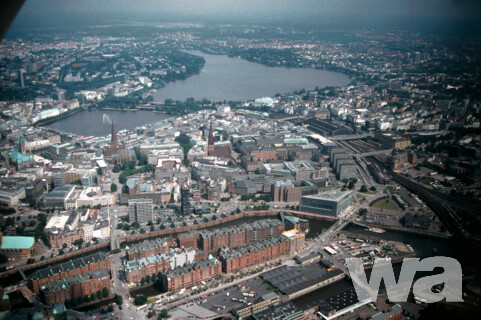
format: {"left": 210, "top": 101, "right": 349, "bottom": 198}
{"left": 182, "top": 221, "right": 187, "bottom": 227}
{"left": 347, "top": 180, "right": 356, "bottom": 189}
{"left": 90, "top": 293, "right": 96, "bottom": 301}
{"left": 102, "top": 287, "right": 109, "bottom": 298}
{"left": 170, "top": 222, "right": 175, "bottom": 228}
{"left": 359, "top": 208, "right": 368, "bottom": 215}
{"left": 131, "top": 222, "right": 140, "bottom": 229}
{"left": 134, "top": 294, "right": 147, "bottom": 306}
{"left": 159, "top": 309, "right": 169, "bottom": 319}
{"left": 203, "top": 217, "right": 209, "bottom": 223}
{"left": 146, "top": 275, "right": 151, "bottom": 283}
{"left": 122, "top": 184, "right": 129, "bottom": 194}
{"left": 160, "top": 224, "right": 166, "bottom": 230}
{"left": 0, "top": 254, "right": 8, "bottom": 264}
{"left": 360, "top": 185, "right": 368, "bottom": 192}
{"left": 193, "top": 219, "right": 198, "bottom": 225}
{"left": 147, "top": 220, "right": 153, "bottom": 226}
{"left": 111, "top": 183, "right": 118, "bottom": 192}
{"left": 212, "top": 215, "right": 218, "bottom": 221}
{"left": 150, "top": 225, "right": 155, "bottom": 232}
{"left": 370, "top": 186, "right": 377, "bottom": 192}
{"left": 76, "top": 296, "right": 83, "bottom": 305}
{"left": 96, "top": 290, "right": 103, "bottom": 300}
{"left": 115, "top": 294, "right": 123, "bottom": 305}
{"left": 113, "top": 164, "right": 121, "bottom": 173}
{"left": 84, "top": 295, "right": 90, "bottom": 302}
{"left": 107, "top": 305, "right": 114, "bottom": 312}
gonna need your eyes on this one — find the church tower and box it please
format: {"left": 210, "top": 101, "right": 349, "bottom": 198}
{"left": 208, "top": 121, "right": 215, "bottom": 156}
{"left": 110, "top": 121, "right": 117, "bottom": 155}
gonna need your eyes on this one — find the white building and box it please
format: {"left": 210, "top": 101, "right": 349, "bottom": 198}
{"left": 76, "top": 187, "right": 114, "bottom": 208}
{"left": 168, "top": 248, "right": 196, "bottom": 269}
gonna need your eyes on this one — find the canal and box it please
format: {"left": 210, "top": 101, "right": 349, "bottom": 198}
{"left": 292, "top": 223, "right": 458, "bottom": 308}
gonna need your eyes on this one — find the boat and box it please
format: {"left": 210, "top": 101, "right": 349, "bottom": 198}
{"left": 367, "top": 227, "right": 386, "bottom": 234}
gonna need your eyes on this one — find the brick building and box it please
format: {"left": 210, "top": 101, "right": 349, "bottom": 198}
{"left": 41, "top": 268, "right": 111, "bottom": 305}
{"left": 125, "top": 248, "right": 196, "bottom": 284}
{"left": 219, "top": 235, "right": 290, "bottom": 273}
{"left": 198, "top": 219, "right": 285, "bottom": 252}
{"left": 271, "top": 180, "right": 302, "bottom": 202}
{"left": 29, "top": 252, "right": 110, "bottom": 294}
{"left": 126, "top": 237, "right": 175, "bottom": 260}
{"left": 162, "top": 256, "right": 222, "bottom": 291}
{"left": 125, "top": 254, "right": 171, "bottom": 284}
{"left": 47, "top": 228, "right": 85, "bottom": 250}
{"left": 177, "top": 231, "right": 198, "bottom": 250}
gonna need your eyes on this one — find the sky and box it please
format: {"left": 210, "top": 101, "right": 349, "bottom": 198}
{"left": 7, "top": 0, "right": 481, "bottom": 34}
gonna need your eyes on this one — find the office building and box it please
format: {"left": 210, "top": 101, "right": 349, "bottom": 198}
{"left": 299, "top": 191, "right": 352, "bottom": 218}
{"left": 338, "top": 162, "right": 357, "bottom": 180}
{"left": 180, "top": 185, "right": 191, "bottom": 216}
{"left": 128, "top": 198, "right": 153, "bottom": 224}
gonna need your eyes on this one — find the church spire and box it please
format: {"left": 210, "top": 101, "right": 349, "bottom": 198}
{"left": 208, "top": 121, "right": 215, "bottom": 156}
{"left": 208, "top": 121, "right": 214, "bottom": 146}
{"left": 111, "top": 120, "right": 117, "bottom": 154}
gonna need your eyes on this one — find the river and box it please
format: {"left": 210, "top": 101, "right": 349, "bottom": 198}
{"left": 47, "top": 109, "right": 172, "bottom": 137}
{"left": 153, "top": 51, "right": 351, "bottom": 102}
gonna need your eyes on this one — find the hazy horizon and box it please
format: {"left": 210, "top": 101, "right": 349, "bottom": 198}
{"left": 5, "top": 0, "right": 481, "bottom": 36}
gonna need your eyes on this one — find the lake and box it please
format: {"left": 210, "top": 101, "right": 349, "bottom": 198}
{"left": 153, "top": 51, "right": 351, "bottom": 102}
{"left": 47, "top": 109, "right": 172, "bottom": 137}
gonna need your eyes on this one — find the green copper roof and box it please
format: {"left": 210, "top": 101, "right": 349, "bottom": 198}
{"left": 0, "top": 236, "right": 35, "bottom": 250}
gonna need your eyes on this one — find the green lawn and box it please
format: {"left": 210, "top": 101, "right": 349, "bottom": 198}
{"left": 361, "top": 191, "right": 376, "bottom": 195}
{"left": 371, "top": 198, "right": 401, "bottom": 210}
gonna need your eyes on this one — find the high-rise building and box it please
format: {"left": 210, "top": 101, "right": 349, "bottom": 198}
{"left": 414, "top": 51, "right": 420, "bottom": 64}
{"left": 181, "top": 186, "right": 191, "bottom": 216}
{"left": 128, "top": 198, "right": 153, "bottom": 224}
{"left": 19, "top": 69, "right": 25, "bottom": 89}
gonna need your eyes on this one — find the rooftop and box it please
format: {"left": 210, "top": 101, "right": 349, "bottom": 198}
{"left": 0, "top": 236, "right": 35, "bottom": 250}
{"left": 302, "top": 191, "right": 352, "bottom": 202}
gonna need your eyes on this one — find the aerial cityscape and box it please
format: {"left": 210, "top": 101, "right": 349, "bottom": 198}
{"left": 0, "top": 0, "right": 481, "bottom": 319}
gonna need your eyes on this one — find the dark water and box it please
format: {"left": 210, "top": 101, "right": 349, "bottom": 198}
{"left": 153, "top": 51, "right": 351, "bottom": 102}
{"left": 292, "top": 223, "right": 458, "bottom": 308}
{"left": 47, "top": 109, "right": 172, "bottom": 137}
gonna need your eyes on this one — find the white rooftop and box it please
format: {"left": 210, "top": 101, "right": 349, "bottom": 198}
{"left": 45, "top": 215, "right": 69, "bottom": 230}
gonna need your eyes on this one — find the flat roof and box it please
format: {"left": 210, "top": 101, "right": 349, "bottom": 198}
{"left": 45, "top": 215, "right": 70, "bottom": 229}
{"left": 302, "top": 191, "right": 352, "bottom": 202}
{"left": 282, "top": 229, "right": 305, "bottom": 240}
{"left": 0, "top": 236, "right": 35, "bottom": 250}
